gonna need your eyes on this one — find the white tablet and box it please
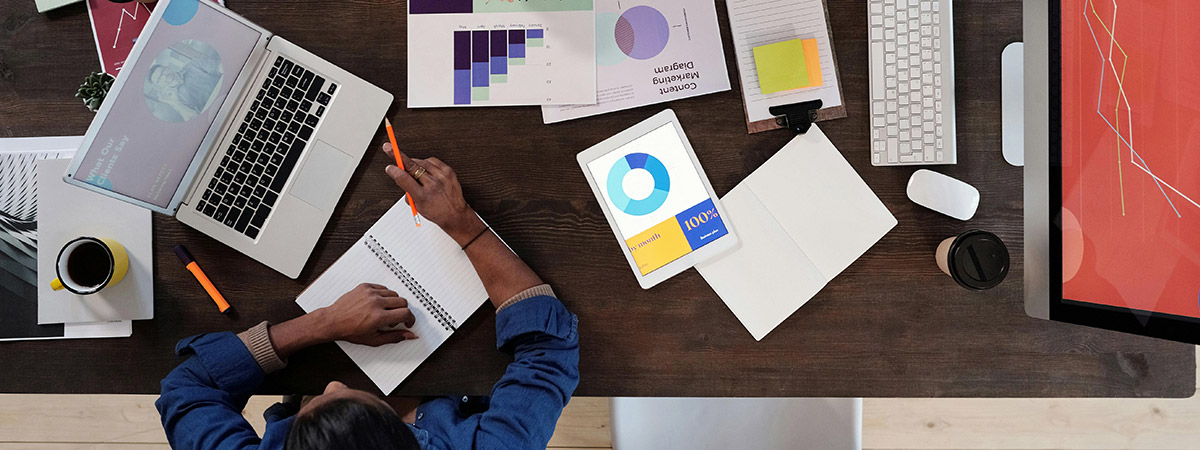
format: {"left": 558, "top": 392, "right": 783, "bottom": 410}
{"left": 577, "top": 109, "right": 739, "bottom": 289}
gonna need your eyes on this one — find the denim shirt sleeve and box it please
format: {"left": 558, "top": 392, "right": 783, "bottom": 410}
{"left": 155, "top": 332, "right": 269, "bottom": 450}
{"left": 474, "top": 295, "right": 580, "bottom": 449}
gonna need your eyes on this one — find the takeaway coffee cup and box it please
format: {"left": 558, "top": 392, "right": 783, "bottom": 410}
{"left": 935, "top": 230, "right": 1009, "bottom": 290}
{"left": 50, "top": 236, "right": 129, "bottom": 295}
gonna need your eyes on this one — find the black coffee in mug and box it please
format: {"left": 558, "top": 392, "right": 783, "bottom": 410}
{"left": 66, "top": 241, "right": 112, "bottom": 288}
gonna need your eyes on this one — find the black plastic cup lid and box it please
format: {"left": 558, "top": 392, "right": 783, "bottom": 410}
{"left": 947, "top": 230, "right": 1009, "bottom": 290}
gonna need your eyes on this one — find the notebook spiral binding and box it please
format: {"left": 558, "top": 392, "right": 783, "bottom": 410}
{"left": 365, "top": 235, "right": 457, "bottom": 332}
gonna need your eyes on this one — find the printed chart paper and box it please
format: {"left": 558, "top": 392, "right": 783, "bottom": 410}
{"left": 542, "top": 0, "right": 729, "bottom": 123}
{"left": 87, "top": 0, "right": 224, "bottom": 76}
{"left": 407, "top": 0, "right": 597, "bottom": 107}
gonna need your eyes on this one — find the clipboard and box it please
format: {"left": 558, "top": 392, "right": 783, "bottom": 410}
{"left": 726, "top": 0, "right": 848, "bottom": 133}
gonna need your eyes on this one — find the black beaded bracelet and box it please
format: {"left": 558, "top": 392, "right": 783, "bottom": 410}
{"left": 461, "top": 226, "right": 491, "bottom": 250}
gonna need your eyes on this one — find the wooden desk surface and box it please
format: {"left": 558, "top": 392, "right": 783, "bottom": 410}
{"left": 1, "top": 0, "right": 1193, "bottom": 397}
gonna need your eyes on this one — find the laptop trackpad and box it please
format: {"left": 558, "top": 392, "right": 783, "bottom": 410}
{"left": 288, "top": 140, "right": 355, "bottom": 211}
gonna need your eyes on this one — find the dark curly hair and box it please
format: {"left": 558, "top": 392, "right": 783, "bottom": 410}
{"left": 285, "top": 398, "right": 419, "bottom": 450}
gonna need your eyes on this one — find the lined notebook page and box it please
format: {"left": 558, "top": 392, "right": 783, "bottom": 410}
{"left": 295, "top": 199, "right": 489, "bottom": 394}
{"left": 727, "top": 0, "right": 842, "bottom": 122}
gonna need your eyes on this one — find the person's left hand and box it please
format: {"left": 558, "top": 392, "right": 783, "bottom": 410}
{"left": 317, "top": 283, "right": 418, "bottom": 346}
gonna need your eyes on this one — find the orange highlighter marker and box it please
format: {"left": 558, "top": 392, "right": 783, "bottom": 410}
{"left": 385, "top": 118, "right": 421, "bottom": 227}
{"left": 174, "top": 244, "right": 232, "bottom": 314}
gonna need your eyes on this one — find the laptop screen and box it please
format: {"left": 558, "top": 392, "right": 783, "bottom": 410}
{"left": 1059, "top": 1, "right": 1200, "bottom": 319}
{"left": 73, "top": 0, "right": 261, "bottom": 208}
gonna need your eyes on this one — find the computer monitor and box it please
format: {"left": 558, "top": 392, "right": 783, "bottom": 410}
{"left": 1026, "top": 0, "right": 1200, "bottom": 344}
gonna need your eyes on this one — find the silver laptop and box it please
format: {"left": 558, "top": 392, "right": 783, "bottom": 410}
{"left": 66, "top": 0, "right": 392, "bottom": 279}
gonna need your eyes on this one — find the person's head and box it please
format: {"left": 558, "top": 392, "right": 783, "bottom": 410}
{"left": 148, "top": 64, "right": 183, "bottom": 89}
{"left": 285, "top": 381, "right": 419, "bottom": 450}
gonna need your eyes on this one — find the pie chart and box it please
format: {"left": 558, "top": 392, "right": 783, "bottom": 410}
{"left": 614, "top": 6, "right": 670, "bottom": 60}
{"left": 607, "top": 152, "right": 670, "bottom": 216}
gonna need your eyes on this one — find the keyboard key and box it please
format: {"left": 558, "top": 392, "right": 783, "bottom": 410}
{"left": 264, "top": 190, "right": 279, "bottom": 206}
{"left": 270, "top": 140, "right": 305, "bottom": 192}
{"left": 251, "top": 205, "right": 271, "bottom": 228}
{"left": 254, "top": 185, "right": 267, "bottom": 197}
{"left": 275, "top": 121, "right": 287, "bottom": 133}
{"left": 304, "top": 114, "right": 319, "bottom": 127}
{"left": 292, "top": 64, "right": 304, "bottom": 77}
{"left": 234, "top": 172, "right": 247, "bottom": 184}
{"left": 280, "top": 111, "right": 293, "bottom": 123}
{"left": 301, "top": 100, "right": 313, "bottom": 110}
{"left": 300, "top": 71, "right": 314, "bottom": 90}
{"left": 234, "top": 196, "right": 247, "bottom": 209}
{"left": 268, "top": 108, "right": 281, "bottom": 120}
{"left": 298, "top": 125, "right": 313, "bottom": 141}
{"left": 204, "top": 203, "right": 217, "bottom": 216}
{"left": 316, "top": 93, "right": 331, "bottom": 105}
{"left": 224, "top": 209, "right": 240, "bottom": 228}
{"left": 195, "top": 200, "right": 206, "bottom": 212}
{"left": 268, "top": 87, "right": 280, "bottom": 98}
{"left": 327, "top": 83, "right": 337, "bottom": 94}
{"left": 281, "top": 60, "right": 293, "bottom": 73}
{"left": 269, "top": 132, "right": 281, "bottom": 144}
{"left": 285, "top": 76, "right": 298, "bottom": 88}
{"left": 222, "top": 193, "right": 236, "bottom": 206}
{"left": 306, "top": 76, "right": 326, "bottom": 100}
{"left": 288, "top": 121, "right": 301, "bottom": 133}
{"left": 287, "top": 100, "right": 300, "bottom": 111}
{"left": 265, "top": 164, "right": 278, "bottom": 177}
{"left": 272, "top": 76, "right": 284, "bottom": 87}
{"left": 281, "top": 86, "right": 294, "bottom": 99}
{"left": 252, "top": 164, "right": 265, "bottom": 176}
{"left": 240, "top": 185, "right": 253, "bottom": 197}
{"left": 292, "top": 88, "right": 305, "bottom": 101}
{"left": 274, "top": 56, "right": 283, "bottom": 67}
{"left": 214, "top": 205, "right": 229, "bottom": 222}
{"left": 248, "top": 196, "right": 261, "bottom": 210}
{"left": 246, "top": 226, "right": 259, "bottom": 239}
{"left": 315, "top": 105, "right": 325, "bottom": 117}
{"left": 252, "top": 139, "right": 265, "bottom": 151}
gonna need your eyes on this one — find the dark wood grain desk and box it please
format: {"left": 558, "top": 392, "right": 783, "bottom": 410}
{"left": 1, "top": 0, "right": 1194, "bottom": 398}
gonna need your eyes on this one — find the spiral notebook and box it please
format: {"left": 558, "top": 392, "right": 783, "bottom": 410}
{"left": 295, "top": 199, "right": 489, "bottom": 394}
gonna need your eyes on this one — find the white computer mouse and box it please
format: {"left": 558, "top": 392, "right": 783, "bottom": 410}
{"left": 906, "top": 169, "right": 980, "bottom": 220}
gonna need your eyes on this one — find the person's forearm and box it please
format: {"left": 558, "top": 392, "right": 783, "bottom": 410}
{"left": 442, "top": 213, "right": 543, "bottom": 309}
{"left": 267, "top": 309, "right": 335, "bottom": 360}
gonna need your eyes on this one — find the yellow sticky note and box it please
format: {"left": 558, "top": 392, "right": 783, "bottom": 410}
{"left": 753, "top": 39, "right": 823, "bottom": 94}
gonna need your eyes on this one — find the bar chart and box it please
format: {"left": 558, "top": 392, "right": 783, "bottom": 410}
{"left": 454, "top": 28, "right": 546, "bottom": 105}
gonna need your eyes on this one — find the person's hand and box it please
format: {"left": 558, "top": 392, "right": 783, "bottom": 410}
{"left": 316, "top": 283, "right": 417, "bottom": 346}
{"left": 383, "top": 143, "right": 487, "bottom": 246}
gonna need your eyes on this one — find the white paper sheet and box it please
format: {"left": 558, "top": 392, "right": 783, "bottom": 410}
{"left": 696, "top": 126, "right": 896, "bottom": 340}
{"left": 541, "top": 0, "right": 730, "bottom": 123}
{"left": 726, "top": 0, "right": 843, "bottom": 123}
{"left": 37, "top": 158, "right": 154, "bottom": 324}
{"left": 406, "top": 0, "right": 596, "bottom": 107}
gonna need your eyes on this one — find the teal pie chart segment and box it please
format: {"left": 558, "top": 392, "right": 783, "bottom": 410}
{"left": 607, "top": 152, "right": 670, "bottom": 216}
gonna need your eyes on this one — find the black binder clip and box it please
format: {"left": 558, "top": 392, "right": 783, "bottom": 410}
{"left": 769, "top": 100, "right": 823, "bottom": 134}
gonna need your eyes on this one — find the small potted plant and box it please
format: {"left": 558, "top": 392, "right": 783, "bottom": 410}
{"left": 76, "top": 71, "right": 115, "bottom": 112}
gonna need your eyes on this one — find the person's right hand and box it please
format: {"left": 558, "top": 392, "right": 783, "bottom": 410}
{"left": 317, "top": 283, "right": 417, "bottom": 347}
{"left": 383, "top": 143, "right": 488, "bottom": 246}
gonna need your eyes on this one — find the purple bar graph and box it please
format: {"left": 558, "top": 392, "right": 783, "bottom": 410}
{"left": 453, "top": 31, "right": 471, "bottom": 105}
{"left": 508, "top": 29, "right": 525, "bottom": 59}
{"left": 490, "top": 30, "right": 507, "bottom": 75}
{"left": 527, "top": 28, "right": 544, "bottom": 39}
{"left": 471, "top": 30, "right": 489, "bottom": 88}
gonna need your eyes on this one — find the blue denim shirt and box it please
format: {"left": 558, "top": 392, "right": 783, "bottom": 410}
{"left": 156, "top": 295, "right": 579, "bottom": 450}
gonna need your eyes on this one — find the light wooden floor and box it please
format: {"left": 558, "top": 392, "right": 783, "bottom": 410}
{"left": 1, "top": 347, "right": 1197, "bottom": 449}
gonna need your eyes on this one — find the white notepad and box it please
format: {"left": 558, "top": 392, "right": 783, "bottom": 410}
{"left": 295, "top": 199, "right": 489, "bottom": 394}
{"left": 696, "top": 126, "right": 896, "bottom": 341}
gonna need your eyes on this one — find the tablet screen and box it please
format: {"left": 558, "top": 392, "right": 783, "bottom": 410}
{"left": 586, "top": 124, "right": 728, "bottom": 275}
{"left": 1060, "top": 0, "right": 1200, "bottom": 319}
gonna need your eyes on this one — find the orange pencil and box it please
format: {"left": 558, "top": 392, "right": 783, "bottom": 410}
{"left": 385, "top": 118, "right": 420, "bottom": 227}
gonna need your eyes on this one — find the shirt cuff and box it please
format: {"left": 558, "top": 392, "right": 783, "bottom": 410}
{"left": 237, "top": 321, "right": 287, "bottom": 374}
{"left": 495, "top": 284, "right": 556, "bottom": 313}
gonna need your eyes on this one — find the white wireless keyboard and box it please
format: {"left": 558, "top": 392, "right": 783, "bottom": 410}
{"left": 868, "top": 0, "right": 956, "bottom": 165}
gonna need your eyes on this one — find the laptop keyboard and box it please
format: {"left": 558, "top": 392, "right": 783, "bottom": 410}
{"left": 194, "top": 55, "right": 338, "bottom": 239}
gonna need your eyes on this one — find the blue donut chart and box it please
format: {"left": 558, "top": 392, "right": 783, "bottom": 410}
{"left": 607, "top": 152, "right": 670, "bottom": 216}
